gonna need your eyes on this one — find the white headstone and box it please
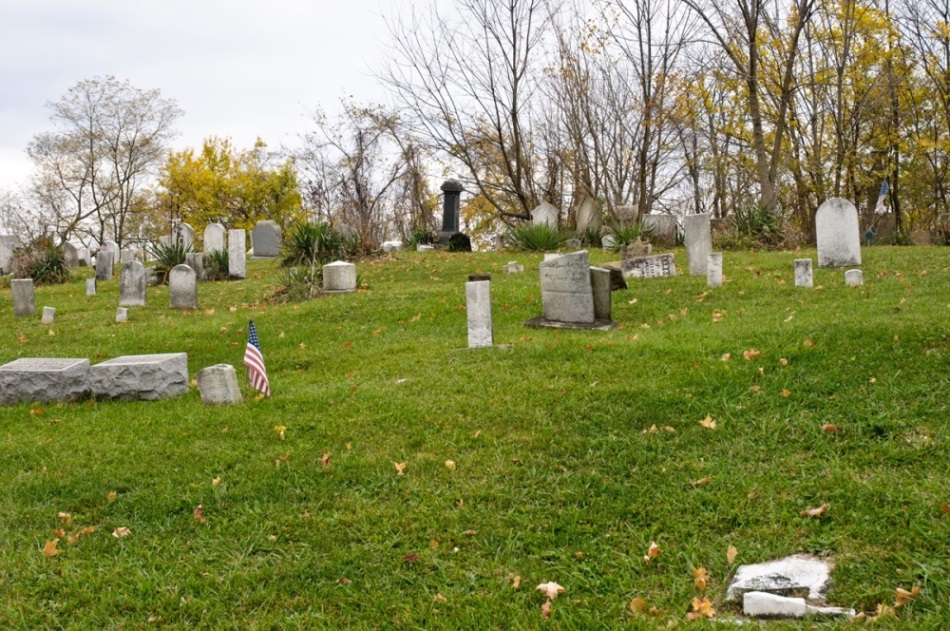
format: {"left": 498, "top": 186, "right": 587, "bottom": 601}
{"left": 196, "top": 364, "right": 243, "bottom": 405}
{"left": 86, "top": 278, "right": 97, "bottom": 296}
{"left": 531, "top": 201, "right": 559, "bottom": 228}
{"left": 119, "top": 260, "right": 147, "bottom": 307}
{"left": 794, "top": 259, "right": 813, "bottom": 288}
{"left": 575, "top": 197, "right": 602, "bottom": 233}
{"left": 11, "top": 279, "right": 36, "bottom": 317}
{"left": 466, "top": 280, "right": 494, "bottom": 348}
{"left": 169, "top": 264, "right": 198, "bottom": 309}
{"left": 417, "top": 244, "right": 435, "bottom": 252}
{"left": 707, "top": 252, "right": 723, "bottom": 288}
{"left": 0, "top": 358, "right": 91, "bottom": 404}
{"left": 684, "top": 213, "right": 713, "bottom": 275}
{"left": 590, "top": 267, "right": 612, "bottom": 321}
{"left": 89, "top": 353, "right": 189, "bottom": 401}
{"left": 204, "top": 223, "right": 227, "bottom": 253}
{"left": 382, "top": 240, "right": 404, "bottom": 253}
{"left": 41, "top": 306, "right": 56, "bottom": 324}
{"left": 503, "top": 261, "right": 524, "bottom": 274}
{"left": 726, "top": 554, "right": 833, "bottom": 602}
{"left": 815, "top": 198, "right": 861, "bottom": 267}
{"left": 539, "top": 250, "right": 595, "bottom": 324}
{"left": 228, "top": 229, "right": 246, "bottom": 279}
{"left": 323, "top": 261, "right": 357, "bottom": 294}
{"left": 116, "top": 307, "right": 129, "bottom": 323}
{"left": 845, "top": 269, "right": 863, "bottom": 286}
{"left": 251, "top": 220, "right": 282, "bottom": 257}
{"left": 172, "top": 222, "right": 195, "bottom": 251}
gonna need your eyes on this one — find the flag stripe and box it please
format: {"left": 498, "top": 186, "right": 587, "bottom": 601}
{"left": 244, "top": 320, "right": 270, "bottom": 397}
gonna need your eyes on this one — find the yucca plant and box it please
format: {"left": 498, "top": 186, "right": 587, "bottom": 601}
{"left": 202, "top": 248, "right": 230, "bottom": 281}
{"left": 604, "top": 221, "right": 656, "bottom": 252}
{"left": 148, "top": 240, "right": 191, "bottom": 285}
{"left": 10, "top": 236, "right": 70, "bottom": 285}
{"left": 510, "top": 223, "right": 568, "bottom": 251}
{"left": 282, "top": 221, "right": 342, "bottom": 267}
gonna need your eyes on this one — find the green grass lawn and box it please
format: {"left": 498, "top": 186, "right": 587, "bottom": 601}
{"left": 0, "top": 246, "right": 947, "bottom": 629}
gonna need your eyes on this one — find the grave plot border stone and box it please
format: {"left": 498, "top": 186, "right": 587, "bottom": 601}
{"left": 89, "top": 353, "right": 189, "bottom": 401}
{"left": 0, "top": 358, "right": 90, "bottom": 405}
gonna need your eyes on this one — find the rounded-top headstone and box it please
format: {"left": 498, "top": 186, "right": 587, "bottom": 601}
{"left": 196, "top": 363, "right": 242, "bottom": 405}
{"left": 204, "top": 222, "right": 227, "bottom": 253}
{"left": 169, "top": 264, "right": 198, "bottom": 309}
{"left": 815, "top": 198, "right": 861, "bottom": 267}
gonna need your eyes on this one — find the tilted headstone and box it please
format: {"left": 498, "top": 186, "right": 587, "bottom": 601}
{"left": 531, "top": 201, "right": 559, "bottom": 228}
{"left": 466, "top": 280, "right": 494, "bottom": 348}
{"left": 590, "top": 267, "right": 612, "bottom": 321}
{"left": 251, "top": 220, "right": 282, "bottom": 257}
{"left": 845, "top": 269, "right": 863, "bottom": 286}
{"left": 169, "top": 264, "right": 197, "bottom": 309}
{"left": 172, "top": 222, "right": 195, "bottom": 250}
{"left": 119, "top": 249, "right": 136, "bottom": 264}
{"left": 196, "top": 364, "right": 242, "bottom": 405}
{"left": 62, "top": 242, "right": 79, "bottom": 268}
{"left": 89, "top": 353, "right": 189, "bottom": 401}
{"left": 621, "top": 240, "right": 652, "bottom": 259}
{"left": 0, "top": 235, "right": 19, "bottom": 274}
{"left": 621, "top": 253, "right": 676, "bottom": 279}
{"left": 95, "top": 250, "right": 114, "bottom": 281}
{"left": 0, "top": 358, "right": 90, "bottom": 405}
{"left": 11, "top": 279, "right": 36, "bottom": 317}
{"left": 119, "top": 260, "right": 147, "bottom": 307}
{"left": 539, "top": 250, "right": 595, "bottom": 324}
{"left": 707, "top": 252, "right": 723, "bottom": 288}
{"left": 86, "top": 278, "right": 97, "bottom": 296}
{"left": 642, "top": 214, "right": 678, "bottom": 245}
{"left": 228, "top": 229, "right": 246, "bottom": 279}
{"left": 323, "top": 261, "right": 357, "bottom": 294}
{"left": 684, "top": 213, "right": 713, "bottom": 275}
{"left": 115, "top": 307, "right": 129, "bottom": 323}
{"left": 41, "top": 306, "right": 56, "bottom": 324}
{"left": 815, "top": 198, "right": 861, "bottom": 267}
{"left": 185, "top": 252, "right": 204, "bottom": 281}
{"left": 794, "top": 259, "right": 813, "bottom": 288}
{"left": 204, "top": 222, "right": 227, "bottom": 253}
{"left": 503, "top": 261, "right": 524, "bottom": 274}
{"left": 575, "top": 196, "right": 602, "bottom": 234}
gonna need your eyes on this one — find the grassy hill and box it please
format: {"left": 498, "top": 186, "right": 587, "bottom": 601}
{"left": 0, "top": 246, "right": 947, "bottom": 628}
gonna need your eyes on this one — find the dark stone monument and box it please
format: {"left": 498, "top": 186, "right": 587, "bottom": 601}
{"left": 448, "top": 232, "right": 472, "bottom": 252}
{"left": 439, "top": 179, "right": 465, "bottom": 244}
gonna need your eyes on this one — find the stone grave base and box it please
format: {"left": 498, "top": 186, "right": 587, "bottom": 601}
{"left": 0, "top": 358, "right": 90, "bottom": 405}
{"left": 322, "top": 288, "right": 356, "bottom": 295}
{"left": 90, "top": 353, "right": 189, "bottom": 401}
{"left": 524, "top": 316, "right": 617, "bottom": 331}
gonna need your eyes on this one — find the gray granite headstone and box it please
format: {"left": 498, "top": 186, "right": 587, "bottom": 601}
{"left": 845, "top": 269, "right": 863, "bottom": 286}
{"left": 41, "top": 306, "right": 55, "bottom": 324}
{"left": 589, "top": 267, "right": 612, "bottom": 321}
{"left": 89, "top": 353, "right": 189, "bottom": 401}
{"left": 204, "top": 222, "right": 226, "bottom": 253}
{"left": 172, "top": 222, "right": 194, "bottom": 250}
{"left": 86, "top": 278, "right": 97, "bottom": 296}
{"left": 228, "top": 229, "right": 246, "bottom": 279}
{"left": 115, "top": 307, "right": 128, "bottom": 323}
{"left": 119, "top": 260, "right": 147, "bottom": 307}
{"left": 0, "top": 358, "right": 91, "bottom": 405}
{"left": 185, "top": 252, "right": 204, "bottom": 281}
{"left": 794, "top": 259, "right": 813, "bottom": 288}
{"left": 323, "top": 261, "right": 357, "bottom": 293}
{"left": 642, "top": 214, "right": 678, "bottom": 245}
{"left": 531, "top": 201, "right": 559, "bottom": 228}
{"left": 466, "top": 280, "right": 493, "bottom": 348}
{"left": 621, "top": 253, "right": 676, "bottom": 279}
{"left": 684, "top": 213, "right": 713, "bottom": 275}
{"left": 707, "top": 252, "right": 723, "bottom": 287}
{"left": 251, "top": 220, "right": 282, "bottom": 257}
{"left": 0, "top": 235, "right": 19, "bottom": 274}
{"left": 62, "top": 242, "right": 79, "bottom": 268}
{"left": 196, "top": 364, "right": 242, "bottom": 405}
{"left": 95, "top": 250, "right": 114, "bottom": 281}
{"left": 816, "top": 198, "right": 861, "bottom": 267}
{"left": 169, "top": 264, "right": 197, "bottom": 309}
{"left": 76, "top": 247, "right": 91, "bottom": 267}
{"left": 539, "top": 250, "right": 595, "bottom": 323}
{"left": 11, "top": 278, "right": 36, "bottom": 317}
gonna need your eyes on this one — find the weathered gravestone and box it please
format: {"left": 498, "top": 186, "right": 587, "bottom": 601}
{"left": 169, "top": 264, "right": 197, "bottom": 309}
{"left": 642, "top": 214, "right": 678, "bottom": 245}
{"left": 252, "top": 220, "right": 282, "bottom": 257}
{"left": 575, "top": 196, "right": 602, "bottom": 234}
{"left": 76, "top": 247, "right": 91, "bottom": 267}
{"left": 466, "top": 280, "right": 493, "bottom": 348}
{"left": 601, "top": 234, "right": 617, "bottom": 251}
{"left": 742, "top": 592, "right": 854, "bottom": 619}
{"left": 726, "top": 554, "right": 835, "bottom": 602}
{"left": 172, "top": 222, "right": 195, "bottom": 250}
{"left": 119, "top": 260, "right": 147, "bottom": 307}
{"left": 11, "top": 279, "right": 36, "bottom": 317}
{"left": 621, "top": 253, "right": 676, "bottom": 279}
{"left": 63, "top": 242, "right": 79, "bottom": 268}
{"left": 89, "top": 353, "right": 189, "bottom": 401}
{"left": 845, "top": 269, "right": 863, "bottom": 287}
{"left": 185, "top": 252, "right": 204, "bottom": 281}
{"left": 95, "top": 250, "right": 114, "bottom": 281}
{"left": 590, "top": 267, "right": 612, "bottom": 321}
{"left": 382, "top": 240, "right": 404, "bottom": 253}
{"left": 794, "top": 259, "right": 813, "bottom": 288}
{"left": 621, "top": 240, "right": 652, "bottom": 259}
{"left": 41, "top": 306, "right": 56, "bottom": 324}
{"left": 115, "top": 307, "right": 129, "bottom": 323}
{"left": 531, "top": 201, "right": 559, "bottom": 228}
{"left": 100, "top": 240, "right": 119, "bottom": 256}
{"left": 539, "top": 250, "right": 594, "bottom": 324}
{"left": 204, "top": 222, "right": 227, "bottom": 253}
{"left": 417, "top": 244, "right": 435, "bottom": 252}
{"left": 707, "top": 252, "right": 723, "bottom": 288}
{"left": 815, "top": 198, "right": 861, "bottom": 267}
{"left": 565, "top": 238, "right": 582, "bottom": 249}
{"left": 503, "top": 261, "right": 524, "bottom": 274}
{"left": 196, "top": 364, "right": 242, "bottom": 405}
{"left": 228, "top": 229, "right": 246, "bottom": 279}
{"left": 119, "top": 249, "right": 136, "bottom": 264}
{"left": 0, "top": 358, "right": 91, "bottom": 405}
{"left": 86, "top": 278, "right": 97, "bottom": 296}
{"left": 323, "top": 261, "right": 357, "bottom": 294}
{"left": 0, "top": 235, "right": 19, "bottom": 274}
{"left": 684, "top": 213, "right": 713, "bottom": 275}
{"left": 910, "top": 230, "right": 933, "bottom": 246}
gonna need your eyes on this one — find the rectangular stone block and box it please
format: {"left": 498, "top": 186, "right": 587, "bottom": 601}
{"left": 41, "top": 306, "right": 56, "bottom": 324}
{"left": 707, "top": 252, "right": 723, "bottom": 288}
{"left": 590, "top": 267, "right": 611, "bottom": 321}
{"left": 86, "top": 278, "right": 97, "bottom": 296}
{"left": 228, "top": 229, "right": 246, "bottom": 279}
{"left": 90, "top": 353, "right": 189, "bottom": 401}
{"left": 621, "top": 253, "right": 676, "bottom": 279}
{"left": 95, "top": 250, "right": 114, "bottom": 281}
{"left": 0, "top": 358, "right": 90, "bottom": 405}
{"left": 684, "top": 212, "right": 712, "bottom": 275}
{"left": 539, "top": 250, "right": 594, "bottom": 324}
{"left": 196, "top": 364, "right": 242, "bottom": 405}
{"left": 11, "top": 279, "right": 36, "bottom": 317}
{"left": 794, "top": 259, "right": 813, "bottom": 288}
{"left": 466, "top": 280, "right": 493, "bottom": 348}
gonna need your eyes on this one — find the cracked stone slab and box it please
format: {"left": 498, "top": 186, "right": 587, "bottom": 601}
{"left": 90, "top": 353, "right": 189, "bottom": 401}
{"left": 726, "top": 554, "right": 833, "bottom": 602}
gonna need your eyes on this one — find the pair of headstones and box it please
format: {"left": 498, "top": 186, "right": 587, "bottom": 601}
{"left": 794, "top": 259, "right": 862, "bottom": 287}
{"left": 528, "top": 251, "right": 614, "bottom": 329}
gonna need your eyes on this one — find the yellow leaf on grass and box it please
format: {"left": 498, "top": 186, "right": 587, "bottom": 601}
{"left": 541, "top": 599, "right": 553, "bottom": 618}
{"left": 693, "top": 567, "right": 709, "bottom": 590}
{"left": 44, "top": 539, "right": 60, "bottom": 557}
{"left": 445, "top": 460, "right": 456, "bottom": 471}
{"left": 274, "top": 425, "right": 286, "bottom": 440}
{"left": 727, "top": 545, "right": 738, "bottom": 565}
{"left": 536, "top": 582, "right": 565, "bottom": 600}
{"left": 194, "top": 505, "right": 206, "bottom": 524}
{"left": 630, "top": 597, "right": 647, "bottom": 613}
{"left": 691, "top": 477, "right": 714, "bottom": 487}
{"left": 512, "top": 575, "right": 522, "bottom": 589}
{"left": 803, "top": 339, "right": 816, "bottom": 348}
{"left": 394, "top": 462, "right": 407, "bottom": 476}
{"left": 212, "top": 476, "right": 221, "bottom": 487}
{"left": 322, "top": 453, "right": 331, "bottom": 468}
{"left": 112, "top": 527, "right": 131, "bottom": 538}
{"left": 781, "top": 389, "right": 791, "bottom": 398}
{"left": 721, "top": 353, "right": 731, "bottom": 361}
{"left": 107, "top": 491, "right": 118, "bottom": 502}
{"left": 822, "top": 424, "right": 840, "bottom": 433}
{"left": 800, "top": 503, "right": 830, "bottom": 517}
{"left": 895, "top": 585, "right": 920, "bottom": 606}
{"left": 743, "top": 348, "right": 761, "bottom": 360}
{"left": 57, "top": 512, "right": 72, "bottom": 526}
{"left": 644, "top": 541, "right": 660, "bottom": 562}
{"left": 700, "top": 415, "right": 717, "bottom": 430}
{"left": 686, "top": 597, "right": 715, "bottom": 620}
{"left": 780, "top": 358, "right": 789, "bottom": 366}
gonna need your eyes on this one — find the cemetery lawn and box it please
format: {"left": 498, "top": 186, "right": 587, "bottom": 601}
{"left": 0, "top": 247, "right": 947, "bottom": 629}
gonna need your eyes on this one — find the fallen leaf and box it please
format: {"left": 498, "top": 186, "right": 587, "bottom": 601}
{"left": 869, "top": 377, "right": 877, "bottom": 384}
{"left": 630, "top": 597, "right": 647, "bottom": 614}
{"left": 44, "top": 539, "right": 60, "bottom": 557}
{"left": 699, "top": 415, "right": 717, "bottom": 430}
{"left": 693, "top": 567, "right": 709, "bottom": 590}
{"left": 803, "top": 339, "right": 816, "bottom": 348}
{"left": 780, "top": 358, "right": 789, "bottom": 366}
{"left": 721, "top": 353, "right": 731, "bottom": 362}
{"left": 81, "top": 526, "right": 96, "bottom": 535}
{"left": 822, "top": 424, "right": 840, "bottom": 433}
{"left": 402, "top": 552, "right": 419, "bottom": 564}
{"left": 512, "top": 575, "right": 522, "bottom": 589}
{"left": 51, "top": 528, "right": 66, "bottom": 538}
{"left": 541, "top": 599, "right": 553, "bottom": 618}
{"left": 112, "top": 527, "right": 131, "bottom": 538}
{"left": 727, "top": 545, "right": 738, "bottom": 565}
{"left": 194, "top": 505, "right": 206, "bottom": 523}
{"left": 941, "top": 504, "right": 950, "bottom": 513}
{"left": 445, "top": 460, "right": 457, "bottom": 471}
{"left": 743, "top": 348, "right": 761, "bottom": 360}
{"left": 342, "top": 342, "right": 353, "bottom": 350}
{"left": 67, "top": 533, "right": 80, "bottom": 545}
{"left": 781, "top": 389, "right": 791, "bottom": 398}
{"left": 895, "top": 585, "right": 920, "bottom": 606}
{"left": 322, "top": 453, "right": 331, "bottom": 468}
{"left": 874, "top": 603, "right": 895, "bottom": 618}
{"left": 338, "top": 576, "right": 352, "bottom": 585}
{"left": 799, "top": 503, "right": 830, "bottom": 517}
{"left": 691, "top": 477, "right": 714, "bottom": 487}
{"left": 274, "top": 425, "right": 287, "bottom": 440}
{"left": 473, "top": 429, "right": 482, "bottom": 438}
{"left": 644, "top": 541, "right": 660, "bottom": 563}
{"left": 212, "top": 476, "right": 222, "bottom": 487}
{"left": 268, "top": 534, "right": 277, "bottom": 541}
{"left": 433, "top": 593, "right": 447, "bottom": 603}
{"left": 686, "top": 597, "right": 715, "bottom": 620}
{"left": 536, "top": 582, "right": 566, "bottom": 600}
{"left": 107, "top": 491, "right": 118, "bottom": 501}
{"left": 462, "top": 529, "right": 477, "bottom": 536}
{"left": 57, "top": 512, "right": 72, "bottom": 526}
{"left": 394, "top": 462, "right": 407, "bottom": 476}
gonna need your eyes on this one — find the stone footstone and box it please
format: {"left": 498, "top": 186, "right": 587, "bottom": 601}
{"left": 466, "top": 280, "right": 493, "bottom": 348}
{"left": 86, "top": 278, "right": 97, "bottom": 296}
{"left": 12, "top": 279, "right": 36, "bottom": 317}
{"left": 119, "top": 260, "right": 148, "bottom": 307}
{"left": 726, "top": 554, "right": 834, "bottom": 602}
{"left": 95, "top": 250, "right": 114, "bottom": 281}
{"left": 707, "top": 252, "right": 723, "bottom": 288}
{"left": 169, "top": 264, "right": 198, "bottom": 309}
{"left": 89, "top": 353, "right": 189, "bottom": 401}
{"left": 684, "top": 212, "right": 713, "bottom": 275}
{"left": 228, "top": 229, "right": 246, "bottom": 279}
{"left": 323, "top": 261, "right": 357, "bottom": 294}
{"left": 794, "top": 259, "right": 813, "bottom": 288}
{"left": 41, "top": 306, "right": 56, "bottom": 324}
{"left": 539, "top": 250, "right": 595, "bottom": 324}
{"left": 196, "top": 364, "right": 242, "bottom": 405}
{"left": 742, "top": 592, "right": 854, "bottom": 619}
{"left": 0, "top": 358, "right": 90, "bottom": 405}
{"left": 590, "top": 267, "right": 612, "bottom": 321}
{"left": 816, "top": 198, "right": 861, "bottom": 267}
{"left": 115, "top": 307, "right": 129, "bottom": 323}
{"left": 845, "top": 269, "right": 863, "bottom": 286}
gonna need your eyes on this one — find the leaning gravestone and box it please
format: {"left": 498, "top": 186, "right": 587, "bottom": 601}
{"left": 251, "top": 220, "right": 282, "bottom": 258}
{"left": 95, "top": 250, "right": 114, "bottom": 281}
{"left": 76, "top": 247, "right": 91, "bottom": 267}
{"left": 323, "top": 261, "right": 357, "bottom": 294}
{"left": 575, "top": 196, "right": 602, "bottom": 234}
{"left": 622, "top": 253, "right": 676, "bottom": 279}
{"left": 707, "top": 252, "right": 723, "bottom": 288}
{"left": 11, "top": 279, "right": 36, "bottom": 317}
{"left": 684, "top": 213, "right": 713, "bottom": 275}
{"left": 196, "top": 364, "right": 242, "bottom": 405}
{"left": 642, "top": 214, "right": 678, "bottom": 245}
{"left": 466, "top": 280, "right": 494, "bottom": 348}
{"left": 0, "top": 235, "right": 19, "bottom": 274}
{"left": 531, "top": 201, "right": 559, "bottom": 228}
{"left": 204, "top": 222, "right": 227, "bottom": 253}
{"left": 63, "top": 243, "right": 79, "bottom": 268}
{"left": 0, "top": 358, "right": 91, "bottom": 405}
{"left": 169, "top": 265, "right": 197, "bottom": 309}
{"left": 41, "top": 307, "right": 56, "bottom": 324}
{"left": 89, "top": 353, "right": 189, "bottom": 401}
{"left": 601, "top": 235, "right": 617, "bottom": 251}
{"left": 172, "top": 222, "right": 195, "bottom": 250}
{"left": 228, "top": 229, "right": 246, "bottom": 279}
{"left": 119, "top": 260, "right": 147, "bottom": 307}
{"left": 590, "top": 267, "right": 612, "bottom": 321}
{"left": 794, "top": 259, "right": 813, "bottom": 288}
{"left": 815, "top": 198, "right": 861, "bottom": 267}
{"left": 539, "top": 250, "right": 594, "bottom": 324}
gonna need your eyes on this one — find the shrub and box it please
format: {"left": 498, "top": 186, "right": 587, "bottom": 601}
{"left": 447, "top": 232, "right": 472, "bottom": 252}
{"left": 578, "top": 226, "right": 602, "bottom": 248}
{"left": 510, "top": 223, "right": 568, "bottom": 251}
{"left": 9, "top": 236, "right": 70, "bottom": 285}
{"left": 404, "top": 228, "right": 436, "bottom": 251}
{"left": 148, "top": 241, "right": 191, "bottom": 285}
{"left": 282, "top": 221, "right": 342, "bottom": 267}
{"left": 604, "top": 221, "right": 656, "bottom": 252}
{"left": 267, "top": 266, "right": 322, "bottom": 304}
{"left": 734, "top": 206, "right": 783, "bottom": 247}
{"left": 203, "top": 249, "right": 230, "bottom": 281}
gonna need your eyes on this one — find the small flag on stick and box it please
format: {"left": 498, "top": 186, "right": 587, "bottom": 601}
{"left": 244, "top": 320, "right": 270, "bottom": 397}
{"left": 874, "top": 180, "right": 889, "bottom": 214}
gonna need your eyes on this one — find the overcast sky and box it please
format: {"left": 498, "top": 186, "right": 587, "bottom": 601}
{"left": 0, "top": 0, "right": 420, "bottom": 191}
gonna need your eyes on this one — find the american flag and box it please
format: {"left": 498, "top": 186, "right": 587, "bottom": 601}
{"left": 874, "top": 180, "right": 890, "bottom": 214}
{"left": 243, "top": 320, "right": 270, "bottom": 397}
